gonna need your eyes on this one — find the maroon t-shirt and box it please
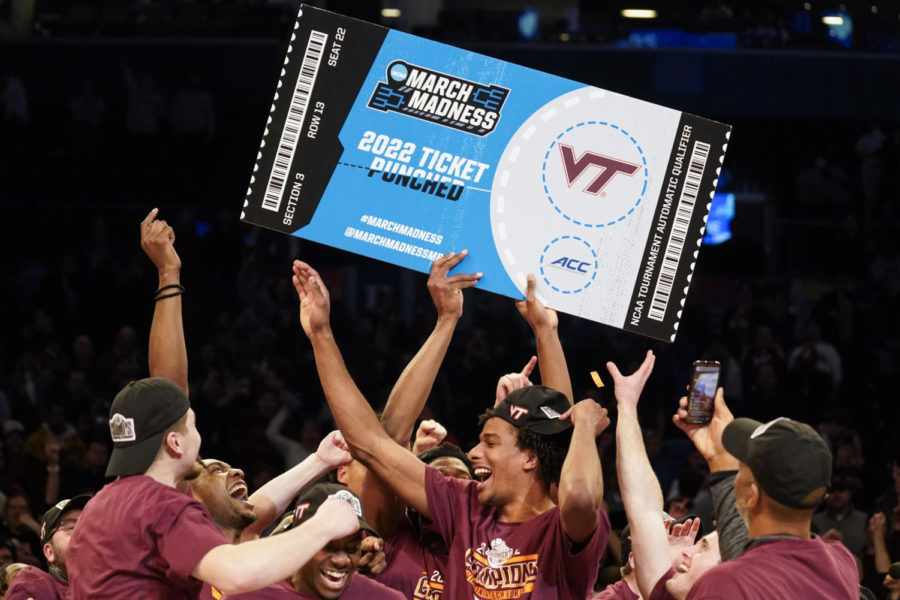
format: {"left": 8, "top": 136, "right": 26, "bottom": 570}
{"left": 650, "top": 537, "right": 858, "bottom": 600}
{"left": 594, "top": 579, "right": 639, "bottom": 600}
{"left": 376, "top": 513, "right": 447, "bottom": 599}
{"left": 5, "top": 566, "right": 68, "bottom": 600}
{"left": 424, "top": 466, "right": 610, "bottom": 600}
{"left": 222, "top": 573, "right": 405, "bottom": 599}
{"left": 68, "top": 476, "right": 228, "bottom": 600}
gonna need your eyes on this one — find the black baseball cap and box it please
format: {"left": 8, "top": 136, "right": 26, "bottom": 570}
{"left": 722, "top": 417, "right": 832, "bottom": 510}
{"left": 492, "top": 386, "right": 572, "bottom": 435}
{"left": 417, "top": 442, "right": 474, "bottom": 478}
{"left": 288, "top": 483, "right": 379, "bottom": 538}
{"left": 40, "top": 495, "right": 91, "bottom": 545}
{"left": 105, "top": 378, "right": 191, "bottom": 477}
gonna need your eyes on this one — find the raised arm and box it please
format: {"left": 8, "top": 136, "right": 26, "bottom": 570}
{"left": 380, "top": 251, "right": 481, "bottom": 444}
{"left": 355, "top": 253, "right": 478, "bottom": 536}
{"left": 194, "top": 497, "right": 358, "bottom": 594}
{"left": 557, "top": 398, "right": 610, "bottom": 544}
{"left": 516, "top": 275, "right": 572, "bottom": 402}
{"left": 293, "top": 260, "right": 432, "bottom": 520}
{"left": 672, "top": 388, "right": 745, "bottom": 561}
{"left": 141, "top": 208, "right": 188, "bottom": 396}
{"left": 611, "top": 351, "right": 674, "bottom": 598}
{"left": 240, "top": 431, "right": 352, "bottom": 541}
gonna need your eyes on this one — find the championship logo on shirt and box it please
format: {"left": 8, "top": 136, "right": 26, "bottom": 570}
{"left": 368, "top": 61, "right": 509, "bottom": 136}
{"left": 413, "top": 569, "right": 444, "bottom": 600}
{"left": 465, "top": 538, "right": 538, "bottom": 599}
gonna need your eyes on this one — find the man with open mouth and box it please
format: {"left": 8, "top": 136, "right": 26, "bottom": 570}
{"left": 137, "top": 210, "right": 385, "bottom": 600}
{"left": 65, "top": 211, "right": 362, "bottom": 599}
{"left": 293, "top": 259, "right": 647, "bottom": 599}
{"left": 221, "top": 483, "right": 403, "bottom": 600}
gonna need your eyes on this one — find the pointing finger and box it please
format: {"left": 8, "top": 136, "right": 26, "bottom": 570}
{"left": 142, "top": 207, "right": 159, "bottom": 225}
{"left": 521, "top": 356, "right": 537, "bottom": 378}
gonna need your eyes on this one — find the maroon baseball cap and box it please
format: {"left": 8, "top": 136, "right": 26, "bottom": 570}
{"left": 722, "top": 417, "right": 832, "bottom": 510}
{"left": 492, "top": 385, "right": 572, "bottom": 435}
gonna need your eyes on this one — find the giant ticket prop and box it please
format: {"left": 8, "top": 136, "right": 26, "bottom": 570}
{"left": 242, "top": 5, "right": 731, "bottom": 341}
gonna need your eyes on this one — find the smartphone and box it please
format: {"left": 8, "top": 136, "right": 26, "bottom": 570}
{"left": 685, "top": 360, "right": 721, "bottom": 425}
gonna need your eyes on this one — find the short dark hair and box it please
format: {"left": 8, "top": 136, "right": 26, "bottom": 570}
{"left": 478, "top": 408, "right": 571, "bottom": 488}
{"left": 417, "top": 442, "right": 474, "bottom": 477}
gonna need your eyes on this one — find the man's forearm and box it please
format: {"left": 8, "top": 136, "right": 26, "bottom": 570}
{"left": 616, "top": 406, "right": 670, "bottom": 598}
{"left": 148, "top": 267, "right": 188, "bottom": 395}
{"left": 533, "top": 326, "right": 573, "bottom": 402}
{"left": 381, "top": 316, "right": 457, "bottom": 445}
{"left": 306, "top": 328, "right": 431, "bottom": 519}
{"left": 708, "top": 471, "right": 747, "bottom": 561}
{"left": 873, "top": 532, "right": 891, "bottom": 574}
{"left": 558, "top": 420, "right": 603, "bottom": 543}
{"left": 616, "top": 408, "right": 664, "bottom": 516}
{"left": 196, "top": 517, "right": 334, "bottom": 594}
{"left": 309, "top": 330, "right": 391, "bottom": 460}
{"left": 247, "top": 454, "right": 331, "bottom": 529}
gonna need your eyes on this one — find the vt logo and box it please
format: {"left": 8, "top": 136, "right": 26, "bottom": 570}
{"left": 508, "top": 405, "right": 530, "bottom": 420}
{"left": 559, "top": 144, "right": 640, "bottom": 195}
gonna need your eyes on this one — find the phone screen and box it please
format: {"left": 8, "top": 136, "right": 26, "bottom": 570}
{"left": 685, "top": 362, "right": 720, "bottom": 425}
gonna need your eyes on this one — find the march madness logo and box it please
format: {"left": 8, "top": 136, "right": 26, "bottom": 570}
{"left": 368, "top": 61, "right": 509, "bottom": 136}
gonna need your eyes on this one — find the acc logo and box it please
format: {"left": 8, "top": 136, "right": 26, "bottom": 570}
{"left": 508, "top": 405, "right": 530, "bottom": 420}
{"left": 540, "top": 235, "right": 598, "bottom": 295}
{"left": 549, "top": 256, "right": 591, "bottom": 274}
{"left": 368, "top": 60, "right": 509, "bottom": 136}
{"left": 542, "top": 122, "right": 648, "bottom": 228}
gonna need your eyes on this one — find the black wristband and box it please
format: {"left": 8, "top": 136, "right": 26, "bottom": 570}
{"left": 155, "top": 290, "right": 183, "bottom": 302}
{"left": 155, "top": 283, "right": 184, "bottom": 297}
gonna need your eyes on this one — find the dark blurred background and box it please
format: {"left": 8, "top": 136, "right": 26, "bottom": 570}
{"left": 1, "top": 0, "right": 900, "bottom": 586}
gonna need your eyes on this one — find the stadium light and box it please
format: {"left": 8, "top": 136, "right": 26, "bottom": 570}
{"left": 621, "top": 9, "right": 658, "bottom": 19}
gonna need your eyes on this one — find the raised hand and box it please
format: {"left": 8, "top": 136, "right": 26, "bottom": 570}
{"left": 140, "top": 208, "right": 181, "bottom": 274}
{"left": 292, "top": 260, "right": 332, "bottom": 337}
{"left": 494, "top": 356, "right": 537, "bottom": 407}
{"left": 606, "top": 350, "right": 656, "bottom": 411}
{"left": 315, "top": 431, "right": 352, "bottom": 468}
{"left": 672, "top": 388, "right": 738, "bottom": 472}
{"left": 427, "top": 250, "right": 482, "bottom": 320}
{"left": 411, "top": 419, "right": 448, "bottom": 455}
{"left": 311, "top": 497, "right": 360, "bottom": 539}
{"left": 561, "top": 398, "right": 610, "bottom": 438}
{"left": 668, "top": 517, "right": 702, "bottom": 555}
{"left": 515, "top": 274, "right": 558, "bottom": 331}
{"left": 869, "top": 512, "right": 887, "bottom": 537}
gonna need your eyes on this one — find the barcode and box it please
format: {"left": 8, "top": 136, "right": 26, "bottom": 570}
{"left": 648, "top": 140, "right": 710, "bottom": 321}
{"left": 262, "top": 30, "right": 328, "bottom": 212}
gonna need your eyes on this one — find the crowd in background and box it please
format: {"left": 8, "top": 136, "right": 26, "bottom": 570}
{"left": 0, "top": 184, "right": 899, "bottom": 593}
